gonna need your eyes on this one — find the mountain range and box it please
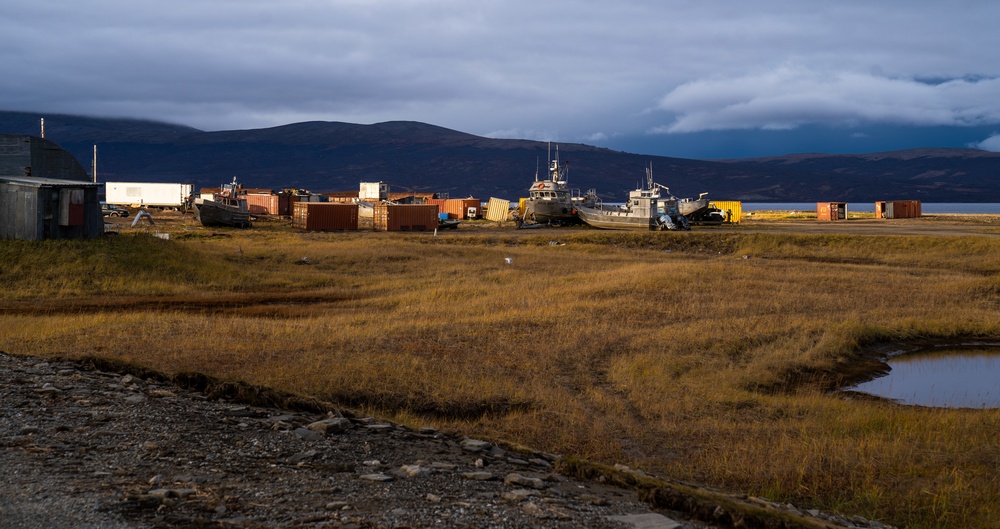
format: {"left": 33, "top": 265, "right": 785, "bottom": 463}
{"left": 3, "top": 110, "right": 999, "bottom": 202}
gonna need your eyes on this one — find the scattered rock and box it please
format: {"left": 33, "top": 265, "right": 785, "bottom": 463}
{"left": 306, "top": 417, "right": 353, "bottom": 434}
{"left": 504, "top": 473, "right": 546, "bottom": 490}
{"left": 0, "top": 352, "right": 894, "bottom": 529}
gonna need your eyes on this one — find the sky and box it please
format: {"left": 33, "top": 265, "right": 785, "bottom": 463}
{"left": 4, "top": 1, "right": 1000, "bottom": 159}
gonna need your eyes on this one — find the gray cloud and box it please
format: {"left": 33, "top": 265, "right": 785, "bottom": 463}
{"left": 652, "top": 65, "right": 1000, "bottom": 133}
{"left": 3, "top": 1, "right": 1000, "bottom": 155}
{"left": 974, "top": 134, "right": 1000, "bottom": 152}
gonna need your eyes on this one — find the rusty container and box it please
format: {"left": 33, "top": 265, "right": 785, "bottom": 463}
{"left": 373, "top": 204, "right": 439, "bottom": 231}
{"left": 426, "top": 198, "right": 448, "bottom": 213}
{"left": 816, "top": 202, "right": 847, "bottom": 221}
{"left": 442, "top": 198, "right": 480, "bottom": 219}
{"left": 245, "top": 193, "right": 279, "bottom": 216}
{"left": 875, "top": 200, "right": 922, "bottom": 219}
{"left": 292, "top": 202, "right": 358, "bottom": 231}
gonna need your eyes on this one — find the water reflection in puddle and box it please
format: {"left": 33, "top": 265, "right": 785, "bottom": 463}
{"left": 849, "top": 348, "right": 1000, "bottom": 408}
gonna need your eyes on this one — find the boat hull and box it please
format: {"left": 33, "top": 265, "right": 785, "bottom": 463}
{"left": 678, "top": 198, "right": 710, "bottom": 217}
{"left": 195, "top": 201, "right": 252, "bottom": 228}
{"left": 524, "top": 199, "right": 579, "bottom": 224}
{"left": 576, "top": 206, "right": 657, "bottom": 230}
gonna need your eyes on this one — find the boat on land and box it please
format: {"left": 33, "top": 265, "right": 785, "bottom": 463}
{"left": 194, "top": 177, "right": 252, "bottom": 228}
{"left": 516, "top": 145, "right": 582, "bottom": 227}
{"left": 653, "top": 186, "right": 725, "bottom": 225}
{"left": 575, "top": 164, "right": 691, "bottom": 231}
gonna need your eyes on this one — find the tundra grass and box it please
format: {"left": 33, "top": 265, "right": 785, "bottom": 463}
{"left": 2, "top": 228, "right": 1000, "bottom": 529}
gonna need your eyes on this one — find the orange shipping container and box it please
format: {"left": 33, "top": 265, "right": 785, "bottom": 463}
{"left": 443, "top": 198, "right": 481, "bottom": 219}
{"left": 373, "top": 204, "right": 439, "bottom": 231}
{"left": 292, "top": 202, "right": 358, "bottom": 231}
{"left": 816, "top": 202, "right": 847, "bottom": 221}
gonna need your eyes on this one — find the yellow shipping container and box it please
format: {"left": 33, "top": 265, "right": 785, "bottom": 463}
{"left": 485, "top": 198, "right": 511, "bottom": 223}
{"left": 710, "top": 200, "right": 742, "bottom": 224}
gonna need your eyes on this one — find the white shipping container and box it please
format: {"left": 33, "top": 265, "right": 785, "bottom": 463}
{"left": 105, "top": 182, "right": 194, "bottom": 208}
{"left": 359, "top": 181, "right": 388, "bottom": 202}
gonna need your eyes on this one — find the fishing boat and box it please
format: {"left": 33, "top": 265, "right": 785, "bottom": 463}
{"left": 194, "top": 176, "right": 252, "bottom": 228}
{"left": 518, "top": 145, "right": 581, "bottom": 226}
{"left": 575, "top": 165, "right": 690, "bottom": 231}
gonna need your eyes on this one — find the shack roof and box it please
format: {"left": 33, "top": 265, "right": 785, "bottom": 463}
{"left": 0, "top": 176, "right": 100, "bottom": 187}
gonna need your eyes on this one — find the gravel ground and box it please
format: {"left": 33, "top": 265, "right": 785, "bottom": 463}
{"left": 1, "top": 351, "right": 708, "bottom": 529}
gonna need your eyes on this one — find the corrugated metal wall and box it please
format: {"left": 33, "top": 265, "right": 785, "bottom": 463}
{"left": 875, "top": 200, "right": 922, "bottom": 219}
{"left": 373, "top": 204, "right": 439, "bottom": 231}
{"left": 245, "top": 194, "right": 280, "bottom": 216}
{"left": 292, "top": 202, "right": 358, "bottom": 231}
{"left": 0, "top": 180, "right": 102, "bottom": 240}
{"left": 709, "top": 200, "right": 742, "bottom": 224}
{"left": 485, "top": 198, "right": 511, "bottom": 223}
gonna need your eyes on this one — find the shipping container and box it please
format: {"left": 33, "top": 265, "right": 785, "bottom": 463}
{"left": 441, "top": 198, "right": 480, "bottom": 219}
{"left": 816, "top": 202, "right": 847, "bottom": 221}
{"left": 426, "top": 198, "right": 448, "bottom": 213}
{"left": 245, "top": 193, "right": 280, "bottom": 216}
{"left": 485, "top": 198, "right": 511, "bottom": 223}
{"left": 292, "top": 202, "right": 358, "bottom": 231}
{"left": 875, "top": 200, "right": 921, "bottom": 219}
{"left": 323, "top": 191, "right": 359, "bottom": 204}
{"left": 373, "top": 204, "right": 439, "bottom": 231}
{"left": 709, "top": 200, "right": 742, "bottom": 224}
{"left": 105, "top": 182, "right": 193, "bottom": 208}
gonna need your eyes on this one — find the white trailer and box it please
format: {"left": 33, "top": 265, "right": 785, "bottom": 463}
{"left": 105, "top": 182, "right": 194, "bottom": 209}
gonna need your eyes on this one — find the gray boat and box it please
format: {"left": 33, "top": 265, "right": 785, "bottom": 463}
{"left": 194, "top": 177, "right": 252, "bottom": 229}
{"left": 518, "top": 146, "right": 581, "bottom": 226}
{"left": 576, "top": 165, "right": 690, "bottom": 231}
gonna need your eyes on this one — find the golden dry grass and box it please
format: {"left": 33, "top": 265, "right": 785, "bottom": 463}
{"left": 2, "top": 221, "right": 1000, "bottom": 529}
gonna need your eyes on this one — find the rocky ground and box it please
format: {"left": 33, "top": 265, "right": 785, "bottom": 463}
{"left": 0, "top": 351, "right": 708, "bottom": 529}
{"left": 1, "top": 352, "right": 899, "bottom": 529}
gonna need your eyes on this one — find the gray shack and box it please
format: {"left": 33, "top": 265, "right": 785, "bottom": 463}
{"left": 0, "top": 135, "right": 102, "bottom": 240}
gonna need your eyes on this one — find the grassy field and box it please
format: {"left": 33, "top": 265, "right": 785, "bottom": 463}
{"left": 2, "top": 216, "right": 999, "bottom": 528}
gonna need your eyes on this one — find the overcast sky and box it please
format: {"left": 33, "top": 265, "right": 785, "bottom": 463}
{"left": 4, "top": 1, "right": 1000, "bottom": 158}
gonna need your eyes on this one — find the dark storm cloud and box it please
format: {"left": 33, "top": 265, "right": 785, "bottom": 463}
{"left": 3, "top": 1, "right": 1000, "bottom": 155}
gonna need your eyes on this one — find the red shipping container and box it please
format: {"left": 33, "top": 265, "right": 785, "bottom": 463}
{"left": 373, "top": 204, "right": 439, "bottom": 231}
{"left": 292, "top": 202, "right": 358, "bottom": 231}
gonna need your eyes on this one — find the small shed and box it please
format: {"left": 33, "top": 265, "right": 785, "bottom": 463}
{"left": 0, "top": 176, "right": 102, "bottom": 240}
{"left": 816, "top": 202, "right": 847, "bottom": 221}
{"left": 0, "top": 134, "right": 102, "bottom": 240}
{"left": 875, "top": 200, "right": 921, "bottom": 219}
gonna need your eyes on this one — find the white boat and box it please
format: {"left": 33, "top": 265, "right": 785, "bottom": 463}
{"left": 575, "top": 164, "right": 690, "bottom": 231}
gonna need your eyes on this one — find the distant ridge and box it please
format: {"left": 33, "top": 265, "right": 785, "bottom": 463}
{"left": 2, "top": 110, "right": 999, "bottom": 202}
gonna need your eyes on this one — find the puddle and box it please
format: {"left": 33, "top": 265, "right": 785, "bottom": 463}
{"left": 849, "top": 346, "right": 1000, "bottom": 408}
